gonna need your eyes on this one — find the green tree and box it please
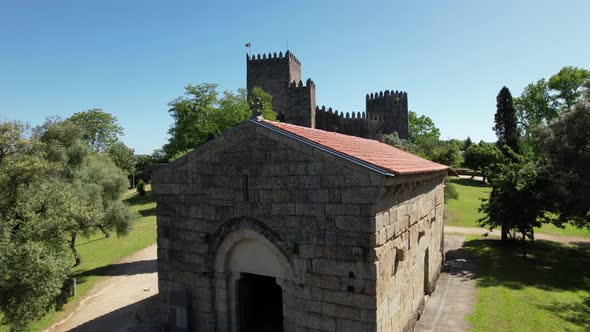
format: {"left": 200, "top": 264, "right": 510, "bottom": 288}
{"left": 164, "top": 84, "right": 276, "bottom": 158}
{"left": 548, "top": 66, "right": 590, "bottom": 112}
{"left": 0, "top": 119, "right": 139, "bottom": 331}
{"left": 107, "top": 141, "right": 136, "bottom": 179}
{"left": 68, "top": 109, "right": 123, "bottom": 152}
{"left": 431, "top": 142, "right": 462, "bottom": 167}
{"left": 36, "top": 120, "right": 138, "bottom": 259}
{"left": 494, "top": 86, "right": 520, "bottom": 156}
{"left": 382, "top": 132, "right": 420, "bottom": 154}
{"left": 538, "top": 93, "right": 590, "bottom": 228}
{"left": 479, "top": 152, "right": 549, "bottom": 257}
{"left": 408, "top": 111, "right": 440, "bottom": 147}
{"left": 0, "top": 122, "right": 28, "bottom": 164}
{"left": 462, "top": 136, "right": 473, "bottom": 151}
{"left": 514, "top": 79, "right": 558, "bottom": 137}
{"left": 463, "top": 142, "right": 503, "bottom": 183}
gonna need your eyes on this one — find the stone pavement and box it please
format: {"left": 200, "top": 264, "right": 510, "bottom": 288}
{"left": 414, "top": 235, "right": 476, "bottom": 332}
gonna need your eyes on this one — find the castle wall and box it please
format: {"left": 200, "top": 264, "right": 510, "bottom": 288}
{"left": 247, "top": 52, "right": 301, "bottom": 120}
{"left": 286, "top": 79, "right": 316, "bottom": 128}
{"left": 315, "top": 106, "right": 384, "bottom": 139}
{"left": 366, "top": 91, "right": 409, "bottom": 140}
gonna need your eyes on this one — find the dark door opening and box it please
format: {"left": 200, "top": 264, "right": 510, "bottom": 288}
{"left": 424, "top": 248, "right": 430, "bottom": 295}
{"left": 238, "top": 273, "right": 284, "bottom": 332}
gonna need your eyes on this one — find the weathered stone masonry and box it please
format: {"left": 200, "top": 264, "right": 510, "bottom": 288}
{"left": 153, "top": 118, "right": 447, "bottom": 331}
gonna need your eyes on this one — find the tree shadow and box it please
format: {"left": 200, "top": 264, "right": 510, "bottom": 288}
{"left": 463, "top": 238, "right": 590, "bottom": 292}
{"left": 538, "top": 295, "right": 590, "bottom": 327}
{"left": 68, "top": 294, "right": 160, "bottom": 332}
{"left": 443, "top": 237, "right": 477, "bottom": 282}
{"left": 74, "top": 259, "right": 157, "bottom": 280}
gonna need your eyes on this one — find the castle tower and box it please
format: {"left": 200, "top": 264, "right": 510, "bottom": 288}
{"left": 247, "top": 51, "right": 303, "bottom": 121}
{"left": 366, "top": 90, "right": 409, "bottom": 139}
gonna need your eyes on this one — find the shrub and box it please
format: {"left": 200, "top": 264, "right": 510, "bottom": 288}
{"left": 444, "top": 182, "right": 459, "bottom": 202}
{"left": 136, "top": 179, "right": 146, "bottom": 196}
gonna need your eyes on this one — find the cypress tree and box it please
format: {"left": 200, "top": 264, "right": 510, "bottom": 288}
{"left": 494, "top": 86, "right": 520, "bottom": 155}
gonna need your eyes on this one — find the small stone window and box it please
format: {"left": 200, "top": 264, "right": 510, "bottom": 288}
{"left": 243, "top": 174, "right": 249, "bottom": 202}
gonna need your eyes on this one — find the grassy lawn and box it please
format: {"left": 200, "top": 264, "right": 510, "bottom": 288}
{"left": 445, "top": 177, "right": 590, "bottom": 238}
{"left": 464, "top": 236, "right": 590, "bottom": 331}
{"left": 1, "top": 186, "right": 157, "bottom": 332}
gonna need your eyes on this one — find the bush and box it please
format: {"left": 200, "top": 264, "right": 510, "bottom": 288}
{"left": 444, "top": 182, "right": 459, "bottom": 202}
{"left": 136, "top": 179, "right": 146, "bottom": 196}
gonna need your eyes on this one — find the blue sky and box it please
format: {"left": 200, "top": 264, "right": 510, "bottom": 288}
{"left": 1, "top": 0, "right": 589, "bottom": 154}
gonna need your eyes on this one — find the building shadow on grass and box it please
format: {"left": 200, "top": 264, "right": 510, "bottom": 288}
{"left": 69, "top": 294, "right": 160, "bottom": 332}
{"left": 139, "top": 206, "right": 156, "bottom": 217}
{"left": 75, "top": 259, "right": 157, "bottom": 280}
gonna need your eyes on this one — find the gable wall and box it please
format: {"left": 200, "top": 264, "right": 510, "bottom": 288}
{"left": 154, "top": 123, "right": 388, "bottom": 331}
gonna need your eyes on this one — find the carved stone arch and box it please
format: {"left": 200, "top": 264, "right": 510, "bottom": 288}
{"left": 207, "top": 217, "right": 300, "bottom": 331}
{"left": 205, "top": 217, "right": 294, "bottom": 274}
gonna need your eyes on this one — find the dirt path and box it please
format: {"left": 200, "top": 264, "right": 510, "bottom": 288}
{"left": 46, "top": 244, "right": 159, "bottom": 332}
{"left": 415, "top": 235, "right": 476, "bottom": 332}
{"left": 445, "top": 226, "right": 590, "bottom": 245}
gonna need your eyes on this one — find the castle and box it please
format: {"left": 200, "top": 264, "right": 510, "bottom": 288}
{"left": 246, "top": 51, "right": 409, "bottom": 140}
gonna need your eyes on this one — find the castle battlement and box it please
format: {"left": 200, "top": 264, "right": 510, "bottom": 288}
{"left": 288, "top": 78, "right": 315, "bottom": 90}
{"left": 246, "top": 51, "right": 301, "bottom": 65}
{"left": 366, "top": 90, "right": 408, "bottom": 101}
{"left": 247, "top": 51, "right": 408, "bottom": 139}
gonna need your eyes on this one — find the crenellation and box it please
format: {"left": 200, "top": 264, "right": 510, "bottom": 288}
{"left": 248, "top": 50, "right": 408, "bottom": 139}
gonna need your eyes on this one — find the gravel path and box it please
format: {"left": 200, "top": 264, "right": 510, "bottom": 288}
{"left": 445, "top": 226, "right": 590, "bottom": 245}
{"left": 414, "top": 235, "right": 475, "bottom": 332}
{"left": 46, "top": 244, "right": 160, "bottom": 332}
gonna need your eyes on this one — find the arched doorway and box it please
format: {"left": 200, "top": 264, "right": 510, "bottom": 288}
{"left": 212, "top": 228, "right": 295, "bottom": 332}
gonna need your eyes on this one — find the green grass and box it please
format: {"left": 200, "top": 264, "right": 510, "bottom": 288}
{"left": 464, "top": 236, "right": 590, "bottom": 331}
{"left": 445, "top": 177, "right": 590, "bottom": 238}
{"left": 445, "top": 177, "right": 491, "bottom": 228}
{"left": 1, "top": 186, "right": 157, "bottom": 332}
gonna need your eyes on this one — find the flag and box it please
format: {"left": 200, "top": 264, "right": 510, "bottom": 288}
{"left": 245, "top": 42, "right": 251, "bottom": 47}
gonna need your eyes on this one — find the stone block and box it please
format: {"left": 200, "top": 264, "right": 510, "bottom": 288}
{"left": 296, "top": 203, "right": 324, "bottom": 216}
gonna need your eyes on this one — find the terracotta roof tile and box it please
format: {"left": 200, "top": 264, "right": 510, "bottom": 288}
{"left": 261, "top": 120, "right": 449, "bottom": 175}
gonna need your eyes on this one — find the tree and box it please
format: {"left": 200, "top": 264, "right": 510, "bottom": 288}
{"left": 68, "top": 109, "right": 123, "bottom": 152}
{"left": 431, "top": 142, "right": 462, "bottom": 167}
{"left": 462, "top": 137, "right": 473, "bottom": 151}
{"left": 479, "top": 152, "right": 549, "bottom": 257}
{"left": 37, "top": 120, "right": 138, "bottom": 249}
{"left": 548, "top": 66, "right": 590, "bottom": 112}
{"left": 164, "top": 83, "right": 276, "bottom": 158}
{"left": 0, "top": 119, "right": 139, "bottom": 331}
{"left": 408, "top": 111, "right": 440, "bottom": 147}
{"left": 463, "top": 142, "right": 503, "bottom": 183}
{"left": 107, "top": 141, "right": 136, "bottom": 182}
{"left": 494, "top": 87, "right": 520, "bottom": 156}
{"left": 0, "top": 122, "right": 28, "bottom": 164}
{"left": 382, "top": 132, "right": 419, "bottom": 154}
{"left": 538, "top": 93, "right": 590, "bottom": 228}
{"left": 514, "top": 79, "right": 558, "bottom": 137}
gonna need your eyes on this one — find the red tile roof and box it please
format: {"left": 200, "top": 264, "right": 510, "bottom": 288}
{"left": 260, "top": 119, "right": 449, "bottom": 176}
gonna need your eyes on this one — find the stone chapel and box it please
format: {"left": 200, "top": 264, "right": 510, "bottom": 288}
{"left": 153, "top": 113, "right": 448, "bottom": 331}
